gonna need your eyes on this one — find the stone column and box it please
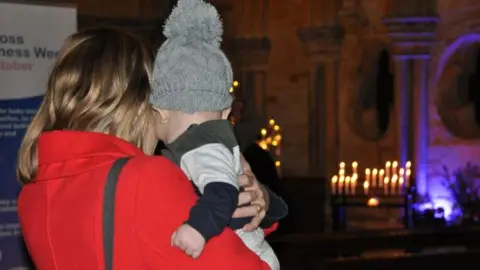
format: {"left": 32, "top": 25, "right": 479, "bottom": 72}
{"left": 383, "top": 16, "right": 438, "bottom": 195}
{"left": 297, "top": 26, "right": 343, "bottom": 179}
{"left": 297, "top": 25, "right": 343, "bottom": 232}
{"left": 231, "top": 37, "right": 271, "bottom": 119}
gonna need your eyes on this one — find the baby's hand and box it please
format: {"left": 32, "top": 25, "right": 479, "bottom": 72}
{"left": 171, "top": 224, "right": 206, "bottom": 259}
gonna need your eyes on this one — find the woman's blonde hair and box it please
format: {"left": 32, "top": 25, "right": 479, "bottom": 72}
{"left": 17, "top": 26, "right": 156, "bottom": 183}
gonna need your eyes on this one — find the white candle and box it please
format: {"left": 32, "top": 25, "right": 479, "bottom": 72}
{"left": 339, "top": 162, "right": 345, "bottom": 178}
{"left": 339, "top": 175, "right": 345, "bottom": 194}
{"left": 345, "top": 176, "right": 351, "bottom": 195}
{"left": 331, "top": 175, "right": 338, "bottom": 194}
{"left": 351, "top": 174, "right": 357, "bottom": 195}
{"left": 383, "top": 177, "right": 389, "bottom": 195}
{"left": 399, "top": 176, "right": 404, "bottom": 194}
{"left": 392, "top": 161, "right": 398, "bottom": 176}
{"left": 385, "top": 161, "right": 391, "bottom": 179}
{"left": 391, "top": 174, "right": 398, "bottom": 195}
{"left": 405, "top": 161, "right": 411, "bottom": 170}
{"left": 365, "top": 168, "right": 371, "bottom": 184}
{"left": 406, "top": 169, "right": 411, "bottom": 188}
{"left": 379, "top": 169, "right": 385, "bottom": 187}
{"left": 363, "top": 181, "right": 369, "bottom": 195}
{"left": 352, "top": 161, "right": 358, "bottom": 175}
{"left": 399, "top": 168, "right": 405, "bottom": 192}
{"left": 405, "top": 160, "right": 412, "bottom": 188}
{"left": 372, "top": 169, "right": 378, "bottom": 187}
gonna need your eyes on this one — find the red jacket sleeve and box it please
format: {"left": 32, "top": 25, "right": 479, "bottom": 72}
{"left": 132, "top": 156, "right": 271, "bottom": 270}
{"left": 264, "top": 223, "right": 278, "bottom": 236}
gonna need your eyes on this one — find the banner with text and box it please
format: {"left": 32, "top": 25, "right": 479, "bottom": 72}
{"left": 0, "top": 2, "right": 76, "bottom": 269}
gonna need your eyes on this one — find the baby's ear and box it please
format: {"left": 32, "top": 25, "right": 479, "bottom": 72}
{"left": 221, "top": 108, "right": 232, "bottom": 120}
{"left": 153, "top": 107, "right": 169, "bottom": 123}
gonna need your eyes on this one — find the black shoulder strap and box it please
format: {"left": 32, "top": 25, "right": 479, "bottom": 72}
{"left": 102, "top": 157, "right": 131, "bottom": 270}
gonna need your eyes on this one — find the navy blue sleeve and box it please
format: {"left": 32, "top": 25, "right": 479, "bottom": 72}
{"left": 186, "top": 182, "right": 239, "bottom": 241}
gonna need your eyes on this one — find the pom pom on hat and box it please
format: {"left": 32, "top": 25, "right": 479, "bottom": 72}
{"left": 163, "top": 0, "right": 223, "bottom": 47}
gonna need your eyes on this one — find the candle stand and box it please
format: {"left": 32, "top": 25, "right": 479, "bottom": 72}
{"left": 331, "top": 185, "right": 416, "bottom": 231}
{"left": 330, "top": 161, "right": 415, "bottom": 231}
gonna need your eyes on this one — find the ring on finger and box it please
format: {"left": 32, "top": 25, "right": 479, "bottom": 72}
{"left": 253, "top": 204, "right": 261, "bottom": 214}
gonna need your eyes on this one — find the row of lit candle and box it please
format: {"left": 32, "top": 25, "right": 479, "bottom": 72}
{"left": 331, "top": 174, "right": 359, "bottom": 194}
{"left": 332, "top": 161, "right": 358, "bottom": 194}
{"left": 365, "top": 161, "right": 412, "bottom": 188}
{"left": 332, "top": 160, "right": 412, "bottom": 196}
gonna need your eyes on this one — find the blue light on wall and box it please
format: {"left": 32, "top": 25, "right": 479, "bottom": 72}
{"left": 417, "top": 33, "right": 480, "bottom": 223}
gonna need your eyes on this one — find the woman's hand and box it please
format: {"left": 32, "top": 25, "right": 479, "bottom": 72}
{"left": 232, "top": 155, "right": 270, "bottom": 232}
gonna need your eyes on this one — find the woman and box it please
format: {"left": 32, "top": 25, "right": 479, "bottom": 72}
{"left": 17, "top": 26, "right": 283, "bottom": 269}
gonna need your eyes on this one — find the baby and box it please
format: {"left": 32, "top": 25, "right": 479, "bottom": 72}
{"left": 149, "top": 0, "right": 279, "bottom": 269}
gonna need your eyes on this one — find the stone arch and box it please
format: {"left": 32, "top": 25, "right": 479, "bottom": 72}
{"left": 435, "top": 34, "right": 480, "bottom": 139}
{"left": 348, "top": 43, "right": 394, "bottom": 141}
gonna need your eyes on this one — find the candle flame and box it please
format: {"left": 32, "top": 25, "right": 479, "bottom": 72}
{"left": 339, "top": 162, "right": 345, "bottom": 169}
{"left": 399, "top": 168, "right": 405, "bottom": 176}
{"left": 379, "top": 169, "right": 385, "bottom": 175}
{"left": 365, "top": 168, "right": 371, "bottom": 175}
{"left": 406, "top": 161, "right": 411, "bottom": 168}
{"left": 399, "top": 177, "right": 404, "bottom": 184}
{"left": 386, "top": 161, "right": 391, "bottom": 167}
{"left": 332, "top": 175, "right": 338, "bottom": 183}
{"left": 352, "top": 161, "right": 358, "bottom": 168}
{"left": 392, "top": 161, "right": 398, "bottom": 168}
{"left": 372, "top": 168, "right": 378, "bottom": 175}
{"left": 384, "top": 177, "right": 389, "bottom": 184}
{"left": 392, "top": 174, "right": 398, "bottom": 183}
{"left": 345, "top": 176, "right": 351, "bottom": 183}
{"left": 363, "top": 181, "right": 369, "bottom": 188}
{"left": 351, "top": 175, "right": 357, "bottom": 183}
{"left": 406, "top": 169, "right": 411, "bottom": 176}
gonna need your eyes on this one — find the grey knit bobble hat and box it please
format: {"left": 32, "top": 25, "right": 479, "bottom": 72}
{"left": 149, "top": 0, "right": 233, "bottom": 113}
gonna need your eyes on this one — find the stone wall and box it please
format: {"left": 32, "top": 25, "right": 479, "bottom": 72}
{"left": 426, "top": 1, "right": 480, "bottom": 216}
{"left": 223, "top": 0, "right": 399, "bottom": 178}
{"left": 222, "top": 0, "right": 312, "bottom": 176}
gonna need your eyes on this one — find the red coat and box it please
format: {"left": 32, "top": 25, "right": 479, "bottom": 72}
{"left": 18, "top": 131, "right": 272, "bottom": 269}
